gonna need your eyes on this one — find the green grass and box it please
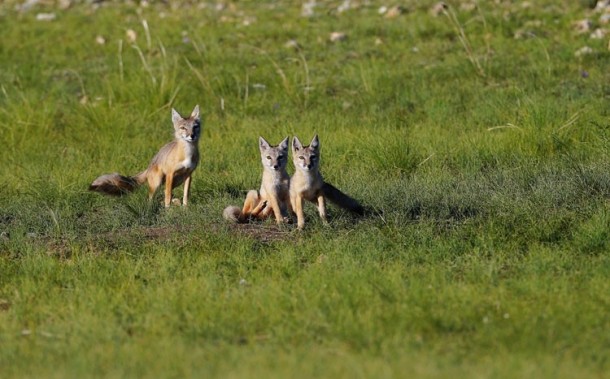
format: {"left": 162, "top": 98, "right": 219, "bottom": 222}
{"left": 1, "top": 0, "right": 609, "bottom": 377}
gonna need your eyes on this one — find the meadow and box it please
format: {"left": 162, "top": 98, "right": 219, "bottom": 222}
{"left": 1, "top": 0, "right": 609, "bottom": 377}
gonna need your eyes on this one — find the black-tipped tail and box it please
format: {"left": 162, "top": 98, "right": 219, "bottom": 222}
{"left": 322, "top": 182, "right": 365, "bottom": 215}
{"left": 223, "top": 205, "right": 243, "bottom": 223}
{"left": 89, "top": 173, "right": 140, "bottom": 197}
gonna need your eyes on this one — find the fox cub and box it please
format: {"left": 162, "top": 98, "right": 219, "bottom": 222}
{"left": 290, "top": 135, "right": 364, "bottom": 229}
{"left": 89, "top": 105, "right": 201, "bottom": 207}
{"left": 223, "top": 137, "right": 292, "bottom": 224}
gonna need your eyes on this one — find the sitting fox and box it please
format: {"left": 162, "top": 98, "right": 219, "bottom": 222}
{"left": 290, "top": 135, "right": 364, "bottom": 229}
{"left": 89, "top": 105, "right": 202, "bottom": 207}
{"left": 223, "top": 137, "right": 292, "bottom": 224}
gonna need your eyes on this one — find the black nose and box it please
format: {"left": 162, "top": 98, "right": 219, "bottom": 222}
{"left": 273, "top": 164, "right": 279, "bottom": 169}
{"left": 307, "top": 164, "right": 312, "bottom": 169}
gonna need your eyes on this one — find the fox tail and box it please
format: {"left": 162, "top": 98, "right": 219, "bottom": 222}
{"left": 89, "top": 171, "right": 147, "bottom": 197}
{"left": 322, "top": 182, "right": 365, "bottom": 215}
{"left": 223, "top": 192, "right": 269, "bottom": 223}
{"left": 223, "top": 205, "right": 243, "bottom": 223}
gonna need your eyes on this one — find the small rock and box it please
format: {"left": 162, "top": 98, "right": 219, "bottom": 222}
{"left": 284, "top": 39, "right": 301, "bottom": 50}
{"left": 573, "top": 19, "right": 592, "bottom": 34}
{"left": 329, "top": 32, "right": 347, "bottom": 43}
{"left": 126, "top": 29, "right": 137, "bottom": 43}
{"left": 430, "top": 2, "right": 447, "bottom": 17}
{"left": 337, "top": 0, "right": 351, "bottom": 13}
{"left": 575, "top": 46, "right": 593, "bottom": 57}
{"left": 384, "top": 5, "right": 404, "bottom": 19}
{"left": 594, "top": 0, "right": 610, "bottom": 13}
{"left": 242, "top": 17, "right": 255, "bottom": 26}
{"left": 58, "top": 0, "right": 71, "bottom": 10}
{"left": 590, "top": 28, "right": 608, "bottom": 39}
{"left": 17, "top": 0, "right": 39, "bottom": 12}
{"left": 302, "top": 0, "right": 316, "bottom": 17}
{"left": 514, "top": 29, "right": 535, "bottom": 39}
{"left": 36, "top": 13, "right": 56, "bottom": 21}
{"left": 95, "top": 35, "right": 106, "bottom": 45}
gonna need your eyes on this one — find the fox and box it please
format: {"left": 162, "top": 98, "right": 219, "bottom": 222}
{"left": 223, "top": 136, "right": 292, "bottom": 224}
{"left": 290, "top": 134, "right": 364, "bottom": 229}
{"left": 89, "top": 105, "right": 202, "bottom": 208}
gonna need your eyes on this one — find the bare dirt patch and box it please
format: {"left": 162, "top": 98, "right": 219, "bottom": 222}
{"left": 226, "top": 223, "right": 292, "bottom": 243}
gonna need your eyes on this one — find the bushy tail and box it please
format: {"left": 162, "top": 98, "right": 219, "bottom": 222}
{"left": 89, "top": 171, "right": 147, "bottom": 197}
{"left": 223, "top": 205, "right": 243, "bottom": 223}
{"left": 322, "top": 182, "right": 365, "bottom": 215}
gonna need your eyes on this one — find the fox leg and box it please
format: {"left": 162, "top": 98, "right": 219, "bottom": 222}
{"left": 241, "top": 190, "right": 262, "bottom": 222}
{"left": 267, "top": 196, "right": 285, "bottom": 225}
{"left": 164, "top": 171, "right": 174, "bottom": 208}
{"left": 250, "top": 199, "right": 268, "bottom": 219}
{"left": 147, "top": 171, "right": 162, "bottom": 201}
{"left": 316, "top": 194, "right": 328, "bottom": 224}
{"left": 182, "top": 175, "right": 192, "bottom": 206}
{"left": 293, "top": 193, "right": 305, "bottom": 229}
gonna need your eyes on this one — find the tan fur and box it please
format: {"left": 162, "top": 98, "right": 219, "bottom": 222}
{"left": 290, "top": 135, "right": 364, "bottom": 229}
{"left": 89, "top": 105, "right": 202, "bottom": 207}
{"left": 223, "top": 137, "right": 292, "bottom": 224}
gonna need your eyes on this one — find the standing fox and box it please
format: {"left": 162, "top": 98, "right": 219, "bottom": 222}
{"left": 223, "top": 137, "right": 292, "bottom": 224}
{"left": 290, "top": 135, "right": 364, "bottom": 229}
{"left": 89, "top": 105, "right": 202, "bottom": 207}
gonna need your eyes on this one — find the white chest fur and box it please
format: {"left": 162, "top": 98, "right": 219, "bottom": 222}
{"left": 178, "top": 142, "right": 198, "bottom": 171}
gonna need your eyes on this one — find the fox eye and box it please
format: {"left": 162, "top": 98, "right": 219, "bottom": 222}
{"left": 298, "top": 156, "right": 304, "bottom": 160}
{"left": 278, "top": 155, "right": 284, "bottom": 160}
{"left": 266, "top": 156, "right": 272, "bottom": 160}
{"left": 310, "top": 155, "right": 317, "bottom": 160}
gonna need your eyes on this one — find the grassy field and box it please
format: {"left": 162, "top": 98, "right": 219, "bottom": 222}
{"left": 1, "top": 0, "right": 609, "bottom": 377}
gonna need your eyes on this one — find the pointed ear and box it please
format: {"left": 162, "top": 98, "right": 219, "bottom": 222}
{"left": 292, "top": 136, "right": 302, "bottom": 151}
{"left": 310, "top": 134, "right": 320, "bottom": 149}
{"left": 190, "top": 104, "right": 200, "bottom": 120}
{"left": 279, "top": 137, "right": 289, "bottom": 151}
{"left": 259, "top": 136, "right": 270, "bottom": 151}
{"left": 171, "top": 108, "right": 182, "bottom": 125}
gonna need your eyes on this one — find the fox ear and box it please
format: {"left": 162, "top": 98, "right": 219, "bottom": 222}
{"left": 279, "top": 137, "right": 289, "bottom": 151}
{"left": 191, "top": 105, "right": 200, "bottom": 120}
{"left": 310, "top": 134, "right": 320, "bottom": 149}
{"left": 171, "top": 108, "right": 182, "bottom": 125}
{"left": 292, "top": 136, "right": 302, "bottom": 151}
{"left": 259, "top": 136, "right": 270, "bottom": 151}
